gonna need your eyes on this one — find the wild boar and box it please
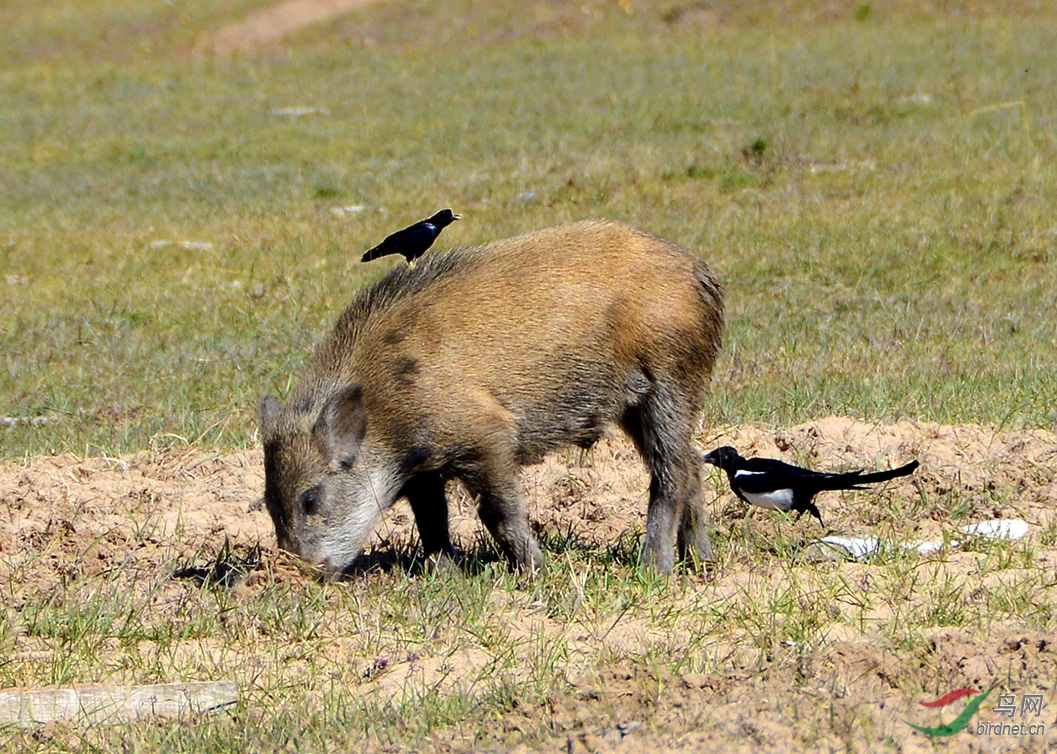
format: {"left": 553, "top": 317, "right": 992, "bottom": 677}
{"left": 259, "top": 219, "right": 724, "bottom": 576}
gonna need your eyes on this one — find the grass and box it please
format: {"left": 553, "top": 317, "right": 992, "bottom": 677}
{"left": 2, "top": 1, "right": 1056, "bottom": 457}
{"left": 2, "top": 1, "right": 1057, "bottom": 751}
{"left": 5, "top": 492, "right": 1053, "bottom": 751}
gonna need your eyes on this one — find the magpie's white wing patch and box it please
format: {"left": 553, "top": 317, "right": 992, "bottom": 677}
{"left": 733, "top": 469, "right": 764, "bottom": 478}
{"left": 742, "top": 488, "right": 795, "bottom": 512}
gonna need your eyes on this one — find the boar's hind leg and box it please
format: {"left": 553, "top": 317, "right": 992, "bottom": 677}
{"left": 402, "top": 471, "right": 456, "bottom": 560}
{"left": 677, "top": 461, "right": 714, "bottom": 566}
{"left": 623, "top": 391, "right": 713, "bottom": 574}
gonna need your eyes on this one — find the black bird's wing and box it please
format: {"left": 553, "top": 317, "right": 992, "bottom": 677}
{"left": 361, "top": 222, "right": 439, "bottom": 263}
{"left": 735, "top": 456, "right": 834, "bottom": 489}
{"left": 722, "top": 458, "right": 825, "bottom": 521}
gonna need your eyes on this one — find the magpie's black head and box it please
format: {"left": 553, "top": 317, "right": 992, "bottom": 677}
{"left": 428, "top": 209, "right": 460, "bottom": 228}
{"left": 702, "top": 445, "right": 743, "bottom": 471}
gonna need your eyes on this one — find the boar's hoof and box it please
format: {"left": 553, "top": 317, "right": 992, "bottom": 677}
{"left": 509, "top": 539, "right": 544, "bottom": 575}
{"left": 526, "top": 541, "right": 545, "bottom": 573}
{"left": 422, "top": 550, "right": 460, "bottom": 574}
{"left": 642, "top": 548, "right": 675, "bottom": 576}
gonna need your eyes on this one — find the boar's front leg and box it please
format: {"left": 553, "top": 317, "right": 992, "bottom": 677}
{"left": 401, "top": 471, "right": 456, "bottom": 560}
{"left": 450, "top": 394, "right": 544, "bottom": 572}
{"left": 467, "top": 465, "right": 544, "bottom": 572}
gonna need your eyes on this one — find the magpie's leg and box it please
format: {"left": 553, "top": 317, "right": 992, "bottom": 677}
{"left": 805, "top": 502, "right": 823, "bottom": 524}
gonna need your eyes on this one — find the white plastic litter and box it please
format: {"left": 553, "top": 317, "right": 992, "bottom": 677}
{"left": 810, "top": 519, "right": 1030, "bottom": 562}
{"left": 149, "top": 241, "right": 214, "bottom": 251}
{"left": 815, "top": 536, "right": 880, "bottom": 560}
{"left": 913, "top": 537, "right": 945, "bottom": 556}
{"left": 270, "top": 107, "right": 329, "bottom": 116}
{"left": 329, "top": 205, "right": 367, "bottom": 216}
{"left": 912, "top": 518, "right": 1031, "bottom": 556}
{"left": 962, "top": 519, "right": 1029, "bottom": 540}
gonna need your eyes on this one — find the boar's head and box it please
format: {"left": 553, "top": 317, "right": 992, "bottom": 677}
{"left": 258, "top": 383, "right": 392, "bottom": 575}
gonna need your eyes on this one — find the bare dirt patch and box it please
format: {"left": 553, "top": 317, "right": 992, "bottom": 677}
{"left": 2, "top": 416, "right": 1055, "bottom": 750}
{"left": 202, "top": 0, "right": 387, "bottom": 58}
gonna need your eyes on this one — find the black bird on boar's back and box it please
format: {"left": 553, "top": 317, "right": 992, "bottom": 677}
{"left": 361, "top": 209, "right": 460, "bottom": 267}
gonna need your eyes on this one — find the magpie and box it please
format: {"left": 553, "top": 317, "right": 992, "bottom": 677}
{"left": 703, "top": 445, "right": 919, "bottom": 524}
{"left": 360, "top": 209, "right": 460, "bottom": 267}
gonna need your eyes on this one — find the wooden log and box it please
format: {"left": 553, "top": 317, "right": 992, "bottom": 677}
{"left": 0, "top": 680, "right": 238, "bottom": 727}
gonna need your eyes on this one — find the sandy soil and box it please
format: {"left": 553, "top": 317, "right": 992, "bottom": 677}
{"left": 2, "top": 416, "right": 1055, "bottom": 750}
{"left": 202, "top": 0, "right": 387, "bottom": 57}
{"left": 9, "top": 415, "right": 1053, "bottom": 602}
{"left": 5, "top": 415, "right": 1052, "bottom": 576}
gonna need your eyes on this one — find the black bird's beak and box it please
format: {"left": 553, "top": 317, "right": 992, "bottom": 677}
{"left": 702, "top": 449, "right": 721, "bottom": 466}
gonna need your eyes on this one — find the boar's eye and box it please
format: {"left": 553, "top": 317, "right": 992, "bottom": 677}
{"left": 300, "top": 486, "right": 323, "bottom": 516}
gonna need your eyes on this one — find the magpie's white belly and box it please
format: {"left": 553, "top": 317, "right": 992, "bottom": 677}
{"left": 742, "top": 488, "right": 794, "bottom": 512}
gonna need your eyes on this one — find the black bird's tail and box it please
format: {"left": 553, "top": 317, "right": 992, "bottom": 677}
{"left": 817, "top": 460, "right": 919, "bottom": 490}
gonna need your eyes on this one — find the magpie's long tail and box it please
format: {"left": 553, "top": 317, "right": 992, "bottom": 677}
{"left": 818, "top": 460, "right": 919, "bottom": 490}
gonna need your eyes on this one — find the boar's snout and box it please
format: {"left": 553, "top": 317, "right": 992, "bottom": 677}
{"left": 271, "top": 519, "right": 347, "bottom": 575}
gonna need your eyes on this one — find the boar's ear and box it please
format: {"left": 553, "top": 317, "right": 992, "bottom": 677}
{"left": 313, "top": 383, "right": 368, "bottom": 468}
{"left": 259, "top": 395, "right": 281, "bottom": 435}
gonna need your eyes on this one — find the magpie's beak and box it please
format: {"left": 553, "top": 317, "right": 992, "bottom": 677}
{"left": 702, "top": 449, "right": 721, "bottom": 467}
